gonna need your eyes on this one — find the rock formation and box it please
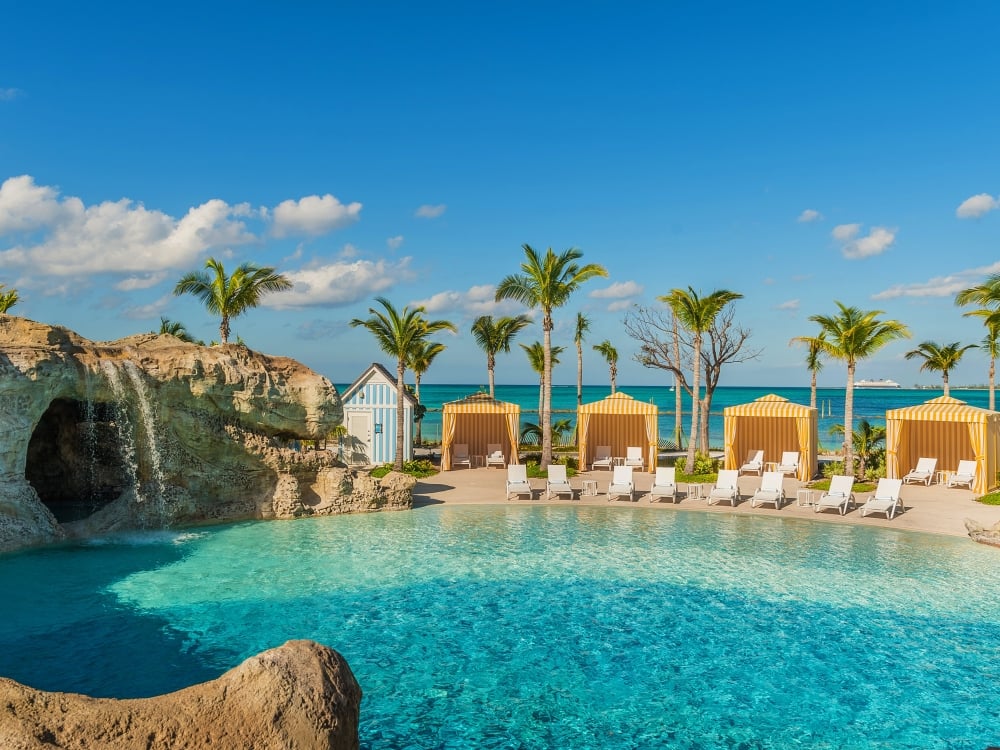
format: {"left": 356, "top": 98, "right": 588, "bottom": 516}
{"left": 0, "top": 316, "right": 414, "bottom": 552}
{"left": 0, "top": 639, "right": 361, "bottom": 750}
{"left": 965, "top": 517, "right": 1000, "bottom": 549}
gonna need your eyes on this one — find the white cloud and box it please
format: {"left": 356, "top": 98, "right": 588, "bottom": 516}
{"left": 121, "top": 295, "right": 172, "bottom": 320}
{"left": 775, "top": 299, "right": 800, "bottom": 311}
{"left": 387, "top": 235, "right": 404, "bottom": 250}
{"left": 0, "top": 88, "right": 22, "bottom": 101}
{"left": 0, "top": 175, "right": 257, "bottom": 275}
{"left": 841, "top": 226, "right": 896, "bottom": 259}
{"left": 296, "top": 319, "right": 350, "bottom": 340}
{"left": 115, "top": 272, "right": 167, "bottom": 291}
{"left": 797, "top": 209, "right": 822, "bottom": 223}
{"left": 270, "top": 194, "right": 361, "bottom": 237}
{"left": 263, "top": 257, "right": 415, "bottom": 309}
{"left": 831, "top": 223, "right": 861, "bottom": 241}
{"left": 338, "top": 243, "right": 360, "bottom": 259}
{"left": 606, "top": 299, "right": 633, "bottom": 312}
{"left": 590, "top": 280, "right": 643, "bottom": 299}
{"left": 873, "top": 260, "right": 1000, "bottom": 300}
{"left": 412, "top": 284, "right": 526, "bottom": 317}
{"left": 956, "top": 193, "right": 1000, "bottom": 219}
{"left": 415, "top": 204, "right": 447, "bottom": 219}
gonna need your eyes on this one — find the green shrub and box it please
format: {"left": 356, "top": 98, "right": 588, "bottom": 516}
{"left": 976, "top": 492, "right": 1000, "bottom": 506}
{"left": 675, "top": 451, "right": 719, "bottom": 476}
{"left": 370, "top": 459, "right": 437, "bottom": 479}
{"left": 525, "top": 458, "right": 578, "bottom": 479}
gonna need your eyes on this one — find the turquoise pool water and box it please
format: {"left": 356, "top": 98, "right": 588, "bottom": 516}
{"left": 2, "top": 506, "right": 999, "bottom": 749}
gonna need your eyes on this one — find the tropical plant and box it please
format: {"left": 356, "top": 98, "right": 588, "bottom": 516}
{"left": 659, "top": 287, "right": 744, "bottom": 468}
{"left": 350, "top": 297, "right": 456, "bottom": 470}
{"left": 904, "top": 340, "right": 975, "bottom": 396}
{"left": 496, "top": 245, "right": 607, "bottom": 468}
{"left": 521, "top": 341, "right": 565, "bottom": 429}
{"left": 0, "top": 284, "right": 19, "bottom": 314}
{"left": 470, "top": 314, "right": 532, "bottom": 397}
{"left": 790, "top": 332, "right": 826, "bottom": 409}
{"left": 828, "top": 419, "right": 886, "bottom": 479}
{"left": 156, "top": 316, "right": 199, "bottom": 344}
{"left": 409, "top": 339, "right": 447, "bottom": 446}
{"left": 173, "top": 257, "right": 291, "bottom": 344}
{"left": 592, "top": 340, "right": 619, "bottom": 394}
{"left": 956, "top": 274, "right": 1000, "bottom": 410}
{"left": 552, "top": 418, "right": 575, "bottom": 446}
{"left": 808, "top": 302, "right": 910, "bottom": 476}
{"left": 574, "top": 313, "right": 590, "bottom": 407}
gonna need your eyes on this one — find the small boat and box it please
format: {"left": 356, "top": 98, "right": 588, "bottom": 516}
{"left": 853, "top": 378, "right": 901, "bottom": 389}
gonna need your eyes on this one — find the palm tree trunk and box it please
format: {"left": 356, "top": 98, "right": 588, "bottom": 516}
{"left": 698, "top": 394, "right": 711, "bottom": 454}
{"left": 576, "top": 341, "right": 583, "bottom": 408}
{"left": 686, "top": 334, "right": 701, "bottom": 468}
{"left": 943, "top": 371, "right": 950, "bottom": 397}
{"left": 672, "top": 316, "right": 683, "bottom": 449}
{"left": 809, "top": 370, "right": 817, "bottom": 410}
{"left": 487, "top": 354, "right": 496, "bottom": 398}
{"left": 542, "top": 320, "right": 553, "bottom": 468}
{"left": 414, "top": 373, "right": 423, "bottom": 446}
{"left": 844, "top": 361, "right": 856, "bottom": 476}
{"left": 395, "top": 360, "right": 406, "bottom": 471}
{"left": 990, "top": 357, "right": 996, "bottom": 411}
{"left": 610, "top": 363, "right": 617, "bottom": 394}
{"left": 220, "top": 315, "right": 230, "bottom": 345}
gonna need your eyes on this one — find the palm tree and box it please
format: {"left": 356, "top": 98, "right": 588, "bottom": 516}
{"left": 828, "top": 419, "right": 886, "bottom": 478}
{"left": 521, "top": 341, "right": 565, "bottom": 432}
{"left": 470, "top": 314, "right": 532, "bottom": 397}
{"left": 496, "top": 245, "right": 607, "bottom": 468}
{"left": 574, "top": 313, "right": 591, "bottom": 408}
{"left": 0, "top": 284, "right": 19, "bottom": 314}
{"left": 409, "top": 339, "right": 447, "bottom": 446}
{"left": 956, "top": 275, "right": 1000, "bottom": 410}
{"left": 592, "top": 340, "right": 619, "bottom": 393}
{"left": 350, "top": 297, "right": 456, "bottom": 470}
{"left": 809, "top": 302, "right": 910, "bottom": 476}
{"left": 904, "top": 341, "right": 975, "bottom": 396}
{"left": 174, "top": 258, "right": 291, "bottom": 344}
{"left": 661, "top": 287, "right": 743, "bottom": 468}
{"left": 156, "top": 316, "right": 198, "bottom": 344}
{"left": 789, "top": 333, "right": 826, "bottom": 409}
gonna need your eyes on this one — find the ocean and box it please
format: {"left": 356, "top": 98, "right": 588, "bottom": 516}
{"left": 369, "top": 383, "right": 991, "bottom": 451}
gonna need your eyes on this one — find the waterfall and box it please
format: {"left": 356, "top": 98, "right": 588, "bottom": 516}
{"left": 99, "top": 359, "right": 167, "bottom": 525}
{"left": 81, "top": 371, "right": 100, "bottom": 511}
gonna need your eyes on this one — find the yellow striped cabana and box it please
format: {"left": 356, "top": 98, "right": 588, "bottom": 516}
{"left": 441, "top": 393, "right": 521, "bottom": 470}
{"left": 577, "top": 392, "right": 658, "bottom": 472}
{"left": 723, "top": 394, "right": 817, "bottom": 481}
{"left": 885, "top": 395, "right": 1000, "bottom": 496}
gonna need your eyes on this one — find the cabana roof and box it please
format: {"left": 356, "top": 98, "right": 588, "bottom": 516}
{"left": 578, "top": 391, "right": 658, "bottom": 414}
{"left": 442, "top": 392, "right": 521, "bottom": 413}
{"left": 885, "top": 395, "right": 997, "bottom": 422}
{"left": 723, "top": 393, "right": 814, "bottom": 417}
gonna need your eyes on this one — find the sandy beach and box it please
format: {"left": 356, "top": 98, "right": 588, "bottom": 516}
{"left": 414, "top": 464, "right": 1000, "bottom": 541}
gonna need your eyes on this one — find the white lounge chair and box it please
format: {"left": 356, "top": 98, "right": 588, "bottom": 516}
{"left": 946, "top": 460, "right": 976, "bottom": 490}
{"left": 648, "top": 467, "right": 678, "bottom": 503}
{"left": 815, "top": 474, "right": 855, "bottom": 515}
{"left": 903, "top": 457, "right": 937, "bottom": 486}
{"left": 485, "top": 444, "right": 505, "bottom": 469}
{"left": 624, "top": 446, "right": 644, "bottom": 469}
{"left": 708, "top": 469, "right": 739, "bottom": 506}
{"left": 546, "top": 464, "right": 576, "bottom": 500}
{"left": 775, "top": 451, "right": 800, "bottom": 477}
{"left": 505, "top": 464, "right": 533, "bottom": 500}
{"left": 607, "top": 465, "right": 634, "bottom": 502}
{"left": 452, "top": 443, "right": 471, "bottom": 469}
{"left": 750, "top": 471, "right": 785, "bottom": 509}
{"left": 591, "top": 445, "right": 613, "bottom": 470}
{"left": 860, "top": 478, "right": 904, "bottom": 519}
{"left": 739, "top": 449, "right": 764, "bottom": 476}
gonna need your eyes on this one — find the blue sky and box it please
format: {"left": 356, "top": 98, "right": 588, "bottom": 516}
{"left": 2, "top": 2, "right": 999, "bottom": 388}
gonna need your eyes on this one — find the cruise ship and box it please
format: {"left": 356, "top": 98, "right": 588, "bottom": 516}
{"left": 853, "top": 378, "right": 901, "bottom": 389}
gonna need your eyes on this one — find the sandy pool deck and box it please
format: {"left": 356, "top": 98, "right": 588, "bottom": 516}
{"left": 413, "top": 465, "right": 1000, "bottom": 541}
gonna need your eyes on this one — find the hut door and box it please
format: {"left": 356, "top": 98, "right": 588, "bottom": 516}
{"left": 347, "top": 412, "right": 372, "bottom": 465}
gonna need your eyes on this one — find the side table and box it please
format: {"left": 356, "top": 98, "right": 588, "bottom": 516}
{"left": 796, "top": 489, "right": 815, "bottom": 507}
{"left": 582, "top": 479, "right": 599, "bottom": 497}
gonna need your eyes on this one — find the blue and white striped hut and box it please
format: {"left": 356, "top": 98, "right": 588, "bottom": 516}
{"left": 340, "top": 363, "right": 416, "bottom": 466}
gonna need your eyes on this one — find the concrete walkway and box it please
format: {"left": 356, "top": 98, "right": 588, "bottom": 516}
{"left": 414, "top": 466, "right": 1000, "bottom": 540}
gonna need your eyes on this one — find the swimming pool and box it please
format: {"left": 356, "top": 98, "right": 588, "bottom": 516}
{"left": 2, "top": 505, "right": 999, "bottom": 748}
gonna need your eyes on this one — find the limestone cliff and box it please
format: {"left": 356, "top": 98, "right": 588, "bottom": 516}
{"left": 0, "top": 316, "right": 414, "bottom": 552}
{"left": 0, "top": 639, "right": 361, "bottom": 750}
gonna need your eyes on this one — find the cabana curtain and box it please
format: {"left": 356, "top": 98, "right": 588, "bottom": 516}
{"left": 577, "top": 392, "right": 658, "bottom": 472}
{"left": 441, "top": 394, "right": 521, "bottom": 470}
{"left": 722, "top": 394, "right": 817, "bottom": 481}
{"left": 885, "top": 396, "right": 999, "bottom": 495}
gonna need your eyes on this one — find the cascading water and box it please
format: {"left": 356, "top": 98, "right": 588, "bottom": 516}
{"left": 81, "top": 371, "right": 99, "bottom": 510}
{"left": 99, "top": 359, "right": 167, "bottom": 526}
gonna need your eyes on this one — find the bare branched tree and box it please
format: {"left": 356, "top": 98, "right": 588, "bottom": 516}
{"left": 624, "top": 304, "right": 761, "bottom": 452}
